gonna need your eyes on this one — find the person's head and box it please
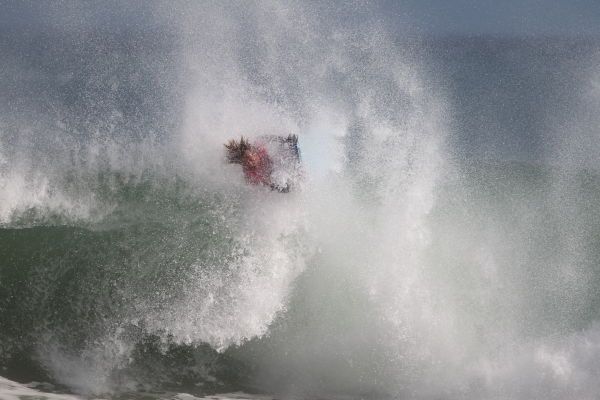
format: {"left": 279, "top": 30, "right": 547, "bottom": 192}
{"left": 242, "top": 147, "right": 261, "bottom": 168}
{"left": 224, "top": 136, "right": 250, "bottom": 164}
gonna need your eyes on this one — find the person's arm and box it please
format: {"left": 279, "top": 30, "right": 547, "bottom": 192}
{"left": 270, "top": 182, "right": 290, "bottom": 193}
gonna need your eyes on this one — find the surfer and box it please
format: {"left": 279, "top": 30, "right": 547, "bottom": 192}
{"left": 225, "top": 135, "right": 301, "bottom": 192}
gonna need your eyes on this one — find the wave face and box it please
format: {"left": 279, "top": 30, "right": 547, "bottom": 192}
{"left": 2, "top": 2, "right": 600, "bottom": 399}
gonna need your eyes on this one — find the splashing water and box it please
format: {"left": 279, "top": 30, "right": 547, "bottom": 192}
{"left": 2, "top": 2, "right": 600, "bottom": 399}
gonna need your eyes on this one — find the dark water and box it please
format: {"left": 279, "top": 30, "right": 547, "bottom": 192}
{"left": 2, "top": 3, "right": 600, "bottom": 399}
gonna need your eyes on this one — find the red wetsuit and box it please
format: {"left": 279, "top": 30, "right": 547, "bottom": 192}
{"left": 242, "top": 146, "right": 272, "bottom": 186}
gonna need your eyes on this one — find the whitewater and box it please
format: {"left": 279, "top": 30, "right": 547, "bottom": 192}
{"left": 2, "top": 2, "right": 600, "bottom": 399}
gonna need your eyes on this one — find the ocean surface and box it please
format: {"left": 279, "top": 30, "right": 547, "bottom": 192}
{"left": 2, "top": 3, "right": 600, "bottom": 399}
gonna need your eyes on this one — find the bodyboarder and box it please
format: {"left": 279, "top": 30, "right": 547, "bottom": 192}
{"left": 225, "top": 134, "right": 301, "bottom": 193}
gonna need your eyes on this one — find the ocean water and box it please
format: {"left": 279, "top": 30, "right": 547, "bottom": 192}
{"left": 2, "top": 2, "right": 600, "bottom": 399}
